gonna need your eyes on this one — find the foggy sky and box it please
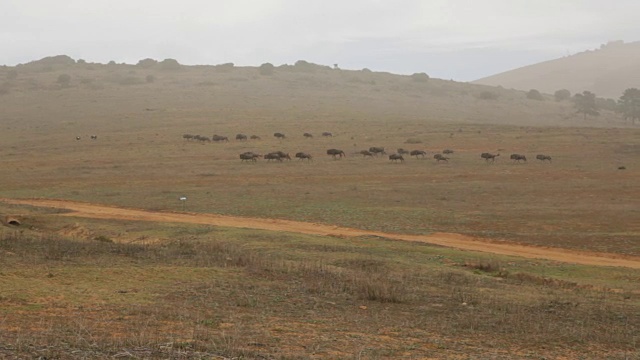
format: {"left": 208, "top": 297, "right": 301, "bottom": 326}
{"left": 2, "top": 0, "right": 639, "bottom": 81}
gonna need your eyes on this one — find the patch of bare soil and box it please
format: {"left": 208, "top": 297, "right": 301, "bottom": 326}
{"left": 3, "top": 197, "right": 640, "bottom": 269}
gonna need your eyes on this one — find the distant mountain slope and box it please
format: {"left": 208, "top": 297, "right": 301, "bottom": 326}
{"left": 474, "top": 41, "right": 640, "bottom": 99}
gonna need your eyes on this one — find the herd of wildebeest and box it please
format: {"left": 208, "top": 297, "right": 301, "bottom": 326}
{"left": 181, "top": 131, "right": 553, "bottom": 165}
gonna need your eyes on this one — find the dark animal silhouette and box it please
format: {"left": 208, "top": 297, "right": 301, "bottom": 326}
{"left": 264, "top": 153, "right": 285, "bottom": 162}
{"left": 295, "top": 152, "right": 313, "bottom": 161}
{"left": 236, "top": 134, "right": 247, "bottom": 141}
{"left": 212, "top": 135, "right": 229, "bottom": 142}
{"left": 481, "top": 153, "right": 500, "bottom": 162}
{"left": 240, "top": 152, "right": 261, "bottom": 162}
{"left": 90, "top": 135, "right": 98, "bottom": 140}
{"left": 322, "top": 132, "right": 333, "bottom": 137}
{"left": 443, "top": 149, "right": 454, "bottom": 154}
{"left": 510, "top": 154, "right": 527, "bottom": 163}
{"left": 303, "top": 133, "right": 313, "bottom": 138}
{"left": 369, "top": 147, "right": 386, "bottom": 156}
{"left": 536, "top": 154, "right": 552, "bottom": 162}
{"left": 183, "top": 134, "right": 193, "bottom": 141}
{"left": 272, "top": 151, "right": 291, "bottom": 160}
{"left": 410, "top": 150, "right": 427, "bottom": 158}
{"left": 389, "top": 154, "right": 404, "bottom": 163}
{"left": 433, "top": 154, "right": 449, "bottom": 163}
{"left": 250, "top": 135, "right": 261, "bottom": 140}
{"left": 359, "top": 150, "right": 374, "bottom": 158}
{"left": 274, "top": 132, "right": 286, "bottom": 139}
{"left": 327, "top": 149, "right": 346, "bottom": 159}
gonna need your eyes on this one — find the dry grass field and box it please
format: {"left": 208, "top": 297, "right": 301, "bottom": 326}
{"left": 0, "top": 57, "right": 639, "bottom": 359}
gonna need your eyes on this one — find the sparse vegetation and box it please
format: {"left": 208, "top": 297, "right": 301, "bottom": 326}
{"left": 618, "top": 88, "right": 640, "bottom": 125}
{"left": 159, "top": 58, "right": 181, "bottom": 71}
{"left": 137, "top": 58, "right": 158, "bottom": 68}
{"left": 258, "top": 62, "right": 275, "bottom": 76}
{"left": 56, "top": 73, "right": 72, "bottom": 86}
{"left": 574, "top": 90, "right": 600, "bottom": 119}
{"left": 410, "top": 72, "right": 430, "bottom": 83}
{"left": 526, "top": 88, "right": 545, "bottom": 101}
{"left": 554, "top": 89, "right": 571, "bottom": 101}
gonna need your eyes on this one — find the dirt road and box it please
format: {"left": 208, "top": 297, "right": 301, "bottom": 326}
{"left": 3, "top": 198, "right": 640, "bottom": 269}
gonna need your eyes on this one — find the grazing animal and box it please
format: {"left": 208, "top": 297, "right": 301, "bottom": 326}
{"left": 75, "top": 136, "right": 81, "bottom": 141}
{"left": 303, "top": 132, "right": 313, "bottom": 138}
{"left": 90, "top": 135, "right": 98, "bottom": 140}
{"left": 236, "top": 134, "right": 248, "bottom": 141}
{"left": 322, "top": 132, "right": 333, "bottom": 137}
{"left": 481, "top": 153, "right": 500, "bottom": 162}
{"left": 211, "top": 135, "right": 229, "bottom": 142}
{"left": 183, "top": 134, "right": 193, "bottom": 141}
{"left": 536, "top": 154, "right": 552, "bottom": 162}
{"left": 250, "top": 135, "right": 261, "bottom": 140}
{"left": 274, "top": 132, "right": 286, "bottom": 139}
{"left": 360, "top": 150, "right": 374, "bottom": 158}
{"left": 272, "top": 151, "right": 292, "bottom": 161}
{"left": 389, "top": 154, "right": 405, "bottom": 163}
{"left": 433, "top": 154, "right": 449, "bottom": 163}
{"left": 369, "top": 147, "right": 386, "bottom": 156}
{"left": 295, "top": 152, "right": 313, "bottom": 161}
{"left": 240, "top": 152, "right": 261, "bottom": 162}
{"left": 264, "top": 152, "right": 284, "bottom": 162}
{"left": 327, "top": 148, "right": 346, "bottom": 159}
{"left": 510, "top": 154, "right": 527, "bottom": 163}
{"left": 443, "top": 149, "right": 454, "bottom": 154}
{"left": 397, "top": 148, "right": 410, "bottom": 155}
{"left": 410, "top": 150, "right": 427, "bottom": 158}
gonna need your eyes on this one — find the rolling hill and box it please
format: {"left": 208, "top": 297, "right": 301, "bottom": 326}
{"left": 474, "top": 40, "right": 640, "bottom": 99}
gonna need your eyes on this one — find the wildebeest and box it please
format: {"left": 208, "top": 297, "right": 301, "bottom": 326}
{"left": 212, "top": 135, "right": 229, "bottom": 142}
{"left": 295, "top": 152, "right": 313, "bottom": 161}
{"left": 183, "top": 134, "right": 193, "bottom": 141}
{"left": 481, "top": 153, "right": 500, "bottom": 162}
{"left": 236, "top": 134, "right": 247, "bottom": 141}
{"left": 322, "top": 132, "right": 333, "bottom": 137}
{"left": 433, "top": 154, "right": 449, "bottom": 163}
{"left": 369, "top": 147, "right": 386, "bottom": 156}
{"left": 303, "top": 133, "right": 313, "bottom": 138}
{"left": 240, "top": 152, "right": 261, "bottom": 162}
{"left": 397, "top": 148, "right": 410, "bottom": 155}
{"left": 327, "top": 148, "right": 345, "bottom": 159}
{"left": 389, "top": 154, "right": 404, "bottom": 163}
{"left": 359, "top": 150, "right": 374, "bottom": 158}
{"left": 194, "top": 135, "right": 211, "bottom": 142}
{"left": 272, "top": 151, "right": 292, "bottom": 161}
{"left": 264, "top": 153, "right": 283, "bottom": 162}
{"left": 536, "top": 154, "right": 552, "bottom": 162}
{"left": 250, "top": 135, "right": 261, "bottom": 140}
{"left": 274, "top": 132, "right": 286, "bottom": 139}
{"left": 410, "top": 150, "right": 427, "bottom": 158}
{"left": 510, "top": 154, "right": 527, "bottom": 163}
{"left": 443, "top": 149, "right": 454, "bottom": 155}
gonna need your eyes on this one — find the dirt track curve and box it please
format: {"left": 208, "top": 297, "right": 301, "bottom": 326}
{"left": 3, "top": 198, "right": 640, "bottom": 269}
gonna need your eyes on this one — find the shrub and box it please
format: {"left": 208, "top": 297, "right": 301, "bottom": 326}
{"left": 107, "top": 60, "right": 117, "bottom": 66}
{"left": 258, "top": 62, "right": 275, "bottom": 76}
{"left": 526, "top": 89, "right": 545, "bottom": 101}
{"left": 6, "top": 69, "right": 18, "bottom": 80}
{"left": 159, "top": 58, "right": 181, "bottom": 71}
{"left": 137, "top": 58, "right": 158, "bottom": 68}
{"left": 76, "top": 59, "right": 86, "bottom": 65}
{"left": 554, "top": 89, "right": 571, "bottom": 102}
{"left": 215, "top": 62, "right": 234, "bottom": 72}
{"left": 57, "top": 73, "right": 72, "bottom": 86}
{"left": 477, "top": 91, "right": 499, "bottom": 100}
{"left": 361, "top": 68, "right": 372, "bottom": 73}
{"left": 411, "top": 72, "right": 430, "bottom": 83}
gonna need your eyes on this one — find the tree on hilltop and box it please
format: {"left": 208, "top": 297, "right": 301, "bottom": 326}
{"left": 574, "top": 91, "right": 599, "bottom": 120}
{"left": 618, "top": 88, "right": 640, "bottom": 125}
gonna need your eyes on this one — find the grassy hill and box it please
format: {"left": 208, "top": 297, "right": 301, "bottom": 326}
{"left": 474, "top": 40, "right": 640, "bottom": 99}
{"left": 0, "top": 54, "right": 630, "bottom": 129}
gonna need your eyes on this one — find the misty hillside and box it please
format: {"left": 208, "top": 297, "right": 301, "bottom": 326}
{"left": 0, "top": 55, "right": 629, "bottom": 128}
{"left": 474, "top": 41, "right": 640, "bottom": 99}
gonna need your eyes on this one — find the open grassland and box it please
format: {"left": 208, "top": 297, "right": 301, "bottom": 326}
{"left": 1, "top": 217, "right": 639, "bottom": 359}
{"left": 1, "top": 59, "right": 639, "bottom": 358}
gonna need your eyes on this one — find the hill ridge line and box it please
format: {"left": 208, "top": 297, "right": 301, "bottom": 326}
{"left": 2, "top": 197, "right": 639, "bottom": 269}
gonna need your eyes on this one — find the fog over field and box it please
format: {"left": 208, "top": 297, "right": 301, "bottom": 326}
{"left": 3, "top": 0, "right": 640, "bottom": 80}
